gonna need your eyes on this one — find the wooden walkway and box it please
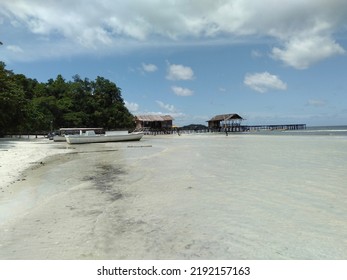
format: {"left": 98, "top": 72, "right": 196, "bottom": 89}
{"left": 179, "top": 123, "right": 306, "bottom": 134}
{"left": 208, "top": 123, "right": 306, "bottom": 132}
{"left": 140, "top": 123, "right": 307, "bottom": 134}
{"left": 243, "top": 124, "right": 306, "bottom": 131}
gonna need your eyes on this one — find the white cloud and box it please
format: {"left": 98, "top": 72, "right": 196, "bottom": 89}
{"left": 171, "top": 86, "right": 194, "bottom": 96}
{"left": 166, "top": 63, "right": 195, "bottom": 81}
{"left": 124, "top": 101, "right": 139, "bottom": 112}
{"left": 307, "top": 99, "right": 327, "bottom": 107}
{"left": 156, "top": 100, "right": 177, "bottom": 113}
{"left": 244, "top": 72, "right": 287, "bottom": 93}
{"left": 6, "top": 45, "right": 23, "bottom": 53}
{"left": 251, "top": 50, "right": 263, "bottom": 58}
{"left": 0, "top": 0, "right": 346, "bottom": 66}
{"left": 272, "top": 36, "right": 345, "bottom": 69}
{"left": 142, "top": 63, "right": 158, "bottom": 72}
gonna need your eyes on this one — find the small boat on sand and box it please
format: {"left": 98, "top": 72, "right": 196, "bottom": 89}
{"left": 65, "top": 130, "right": 144, "bottom": 144}
{"left": 53, "top": 128, "right": 104, "bottom": 142}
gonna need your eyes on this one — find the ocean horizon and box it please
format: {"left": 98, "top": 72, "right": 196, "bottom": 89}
{"left": 177, "top": 124, "right": 347, "bottom": 137}
{"left": 258, "top": 125, "right": 347, "bottom": 137}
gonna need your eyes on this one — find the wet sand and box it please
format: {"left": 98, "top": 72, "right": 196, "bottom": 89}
{"left": 0, "top": 134, "right": 346, "bottom": 259}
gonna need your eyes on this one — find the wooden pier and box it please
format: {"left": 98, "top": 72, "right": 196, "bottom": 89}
{"left": 243, "top": 123, "right": 307, "bottom": 132}
{"left": 178, "top": 123, "right": 307, "bottom": 134}
{"left": 208, "top": 123, "right": 306, "bottom": 133}
{"left": 205, "top": 113, "right": 306, "bottom": 133}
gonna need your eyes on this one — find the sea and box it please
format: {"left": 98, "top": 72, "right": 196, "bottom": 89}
{"left": 267, "top": 125, "right": 347, "bottom": 136}
{"left": 0, "top": 125, "right": 346, "bottom": 259}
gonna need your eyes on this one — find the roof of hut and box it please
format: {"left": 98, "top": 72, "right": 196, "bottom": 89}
{"left": 135, "top": 115, "right": 174, "bottom": 122}
{"left": 208, "top": 114, "right": 243, "bottom": 122}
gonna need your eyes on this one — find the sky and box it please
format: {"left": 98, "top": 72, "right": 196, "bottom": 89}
{"left": 1, "top": 0, "right": 347, "bottom": 126}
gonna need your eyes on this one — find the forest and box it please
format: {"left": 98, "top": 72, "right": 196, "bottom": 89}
{"left": 0, "top": 62, "right": 135, "bottom": 137}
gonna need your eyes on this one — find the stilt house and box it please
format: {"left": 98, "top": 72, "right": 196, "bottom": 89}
{"left": 135, "top": 115, "right": 174, "bottom": 130}
{"left": 207, "top": 113, "right": 243, "bottom": 131}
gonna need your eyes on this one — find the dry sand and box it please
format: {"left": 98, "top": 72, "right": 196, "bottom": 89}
{"left": 0, "top": 134, "right": 346, "bottom": 259}
{"left": 0, "top": 137, "right": 73, "bottom": 194}
{"left": 0, "top": 137, "right": 74, "bottom": 223}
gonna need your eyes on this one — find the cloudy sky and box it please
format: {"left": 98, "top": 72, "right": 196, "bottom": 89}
{"left": 1, "top": 0, "right": 347, "bottom": 126}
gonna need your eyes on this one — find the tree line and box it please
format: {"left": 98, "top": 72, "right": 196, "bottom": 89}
{"left": 0, "top": 62, "right": 135, "bottom": 137}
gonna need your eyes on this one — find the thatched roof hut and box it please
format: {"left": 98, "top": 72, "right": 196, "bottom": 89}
{"left": 135, "top": 115, "right": 174, "bottom": 130}
{"left": 207, "top": 114, "right": 243, "bottom": 129}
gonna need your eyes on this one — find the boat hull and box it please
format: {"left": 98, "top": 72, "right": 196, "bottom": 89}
{"left": 53, "top": 135, "right": 67, "bottom": 142}
{"left": 65, "top": 132, "right": 144, "bottom": 144}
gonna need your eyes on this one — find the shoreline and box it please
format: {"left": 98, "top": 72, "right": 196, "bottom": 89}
{"left": 0, "top": 137, "right": 74, "bottom": 191}
{"left": 0, "top": 138, "right": 76, "bottom": 227}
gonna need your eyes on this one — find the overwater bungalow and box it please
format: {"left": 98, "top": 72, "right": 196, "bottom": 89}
{"left": 207, "top": 114, "right": 244, "bottom": 132}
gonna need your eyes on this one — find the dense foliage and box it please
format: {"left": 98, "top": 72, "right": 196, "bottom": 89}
{"left": 0, "top": 62, "right": 135, "bottom": 136}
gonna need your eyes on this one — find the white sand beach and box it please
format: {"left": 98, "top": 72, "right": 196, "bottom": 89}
{"left": 0, "top": 133, "right": 346, "bottom": 259}
{"left": 0, "top": 137, "right": 72, "bottom": 191}
{"left": 0, "top": 137, "right": 74, "bottom": 224}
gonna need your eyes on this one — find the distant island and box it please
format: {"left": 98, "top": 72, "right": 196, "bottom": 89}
{"left": 179, "top": 124, "right": 208, "bottom": 131}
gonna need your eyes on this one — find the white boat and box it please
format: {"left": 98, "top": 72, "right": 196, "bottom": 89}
{"left": 53, "top": 127, "right": 104, "bottom": 142}
{"left": 52, "top": 135, "right": 66, "bottom": 142}
{"left": 65, "top": 130, "right": 144, "bottom": 144}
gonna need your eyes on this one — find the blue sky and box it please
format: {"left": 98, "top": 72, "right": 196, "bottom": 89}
{"left": 1, "top": 0, "right": 347, "bottom": 126}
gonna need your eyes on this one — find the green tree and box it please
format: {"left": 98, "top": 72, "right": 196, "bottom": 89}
{"left": 0, "top": 62, "right": 27, "bottom": 135}
{"left": 24, "top": 101, "right": 46, "bottom": 135}
{"left": 92, "top": 76, "right": 123, "bottom": 107}
{"left": 0, "top": 62, "right": 135, "bottom": 135}
{"left": 90, "top": 76, "right": 134, "bottom": 129}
